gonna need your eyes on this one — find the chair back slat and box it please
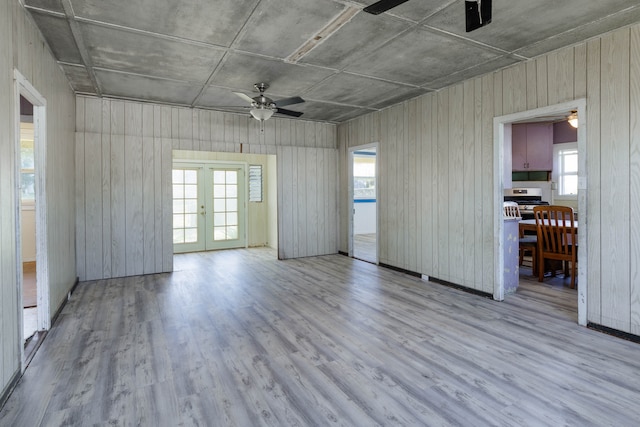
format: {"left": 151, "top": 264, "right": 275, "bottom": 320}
{"left": 503, "top": 201, "right": 521, "bottom": 219}
{"left": 533, "top": 205, "right": 576, "bottom": 256}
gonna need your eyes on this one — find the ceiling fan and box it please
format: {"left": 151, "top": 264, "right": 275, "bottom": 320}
{"left": 232, "top": 83, "right": 304, "bottom": 122}
{"left": 363, "top": 0, "right": 492, "bottom": 33}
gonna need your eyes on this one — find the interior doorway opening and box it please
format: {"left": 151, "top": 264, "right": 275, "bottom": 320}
{"left": 494, "top": 99, "right": 587, "bottom": 326}
{"left": 20, "top": 96, "right": 38, "bottom": 344}
{"left": 171, "top": 150, "right": 278, "bottom": 256}
{"left": 14, "top": 70, "right": 50, "bottom": 369}
{"left": 349, "top": 144, "right": 378, "bottom": 264}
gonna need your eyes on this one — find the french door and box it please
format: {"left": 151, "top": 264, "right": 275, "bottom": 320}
{"left": 173, "top": 162, "right": 247, "bottom": 253}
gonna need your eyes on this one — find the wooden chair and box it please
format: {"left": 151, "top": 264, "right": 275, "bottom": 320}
{"left": 533, "top": 205, "right": 577, "bottom": 288}
{"left": 504, "top": 202, "right": 537, "bottom": 270}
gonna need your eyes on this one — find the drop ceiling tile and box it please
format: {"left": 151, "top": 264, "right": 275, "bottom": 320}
{"left": 234, "top": 0, "right": 345, "bottom": 59}
{"left": 212, "top": 52, "right": 335, "bottom": 96}
{"left": 515, "top": 5, "right": 640, "bottom": 58}
{"left": 424, "top": 55, "right": 521, "bottom": 90}
{"left": 197, "top": 86, "right": 252, "bottom": 109}
{"left": 95, "top": 70, "right": 201, "bottom": 105}
{"left": 424, "top": 0, "right": 640, "bottom": 53}
{"left": 25, "top": 0, "right": 64, "bottom": 13}
{"left": 299, "top": 11, "right": 412, "bottom": 70}
{"left": 303, "top": 73, "right": 427, "bottom": 108}
{"left": 28, "top": 11, "right": 82, "bottom": 64}
{"left": 60, "top": 64, "right": 96, "bottom": 94}
{"left": 292, "top": 100, "right": 374, "bottom": 122}
{"left": 80, "top": 23, "right": 225, "bottom": 83}
{"left": 344, "top": 26, "right": 502, "bottom": 86}
{"left": 69, "top": 0, "right": 259, "bottom": 46}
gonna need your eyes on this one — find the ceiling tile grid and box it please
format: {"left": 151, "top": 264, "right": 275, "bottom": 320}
{"left": 23, "top": 0, "right": 640, "bottom": 123}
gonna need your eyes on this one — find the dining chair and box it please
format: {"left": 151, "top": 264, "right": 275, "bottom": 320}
{"left": 533, "top": 205, "right": 577, "bottom": 288}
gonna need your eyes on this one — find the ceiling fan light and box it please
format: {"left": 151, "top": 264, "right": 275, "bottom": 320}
{"left": 250, "top": 107, "right": 274, "bottom": 121}
{"left": 568, "top": 111, "right": 578, "bottom": 128}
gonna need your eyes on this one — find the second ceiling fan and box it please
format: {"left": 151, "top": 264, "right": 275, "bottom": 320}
{"left": 363, "top": 0, "right": 492, "bottom": 33}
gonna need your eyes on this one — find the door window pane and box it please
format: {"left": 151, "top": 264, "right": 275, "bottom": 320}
{"left": 212, "top": 169, "right": 241, "bottom": 241}
{"left": 173, "top": 168, "right": 200, "bottom": 245}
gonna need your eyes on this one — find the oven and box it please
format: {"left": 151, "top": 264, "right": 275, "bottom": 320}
{"left": 504, "top": 188, "right": 549, "bottom": 220}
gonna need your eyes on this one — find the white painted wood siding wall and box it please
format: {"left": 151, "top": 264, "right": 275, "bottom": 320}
{"left": 1, "top": 1, "right": 76, "bottom": 400}
{"left": 338, "top": 23, "right": 640, "bottom": 335}
{"left": 76, "top": 96, "right": 337, "bottom": 281}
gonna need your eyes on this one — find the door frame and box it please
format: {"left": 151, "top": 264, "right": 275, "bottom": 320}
{"left": 493, "top": 99, "right": 587, "bottom": 326}
{"left": 348, "top": 142, "right": 379, "bottom": 263}
{"left": 14, "top": 69, "right": 50, "bottom": 369}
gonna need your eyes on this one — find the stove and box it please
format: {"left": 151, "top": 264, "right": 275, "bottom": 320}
{"left": 504, "top": 188, "right": 549, "bottom": 219}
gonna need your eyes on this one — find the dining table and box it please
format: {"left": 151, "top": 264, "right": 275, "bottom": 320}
{"left": 519, "top": 218, "right": 579, "bottom": 234}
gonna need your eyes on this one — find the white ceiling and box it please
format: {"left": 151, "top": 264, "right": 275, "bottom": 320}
{"left": 24, "top": 0, "right": 640, "bottom": 123}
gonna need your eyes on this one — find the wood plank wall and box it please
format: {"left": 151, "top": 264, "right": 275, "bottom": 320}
{"left": 1, "top": 1, "right": 76, "bottom": 401}
{"left": 76, "top": 96, "right": 338, "bottom": 281}
{"left": 338, "top": 22, "right": 640, "bottom": 335}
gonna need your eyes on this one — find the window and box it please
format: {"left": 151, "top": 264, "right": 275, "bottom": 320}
{"left": 172, "top": 168, "right": 200, "bottom": 244}
{"left": 20, "top": 122, "right": 35, "bottom": 202}
{"left": 353, "top": 153, "right": 376, "bottom": 199}
{"left": 248, "top": 165, "right": 263, "bottom": 202}
{"left": 553, "top": 143, "right": 578, "bottom": 198}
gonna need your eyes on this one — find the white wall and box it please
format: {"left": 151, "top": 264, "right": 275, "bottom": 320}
{"left": 338, "top": 22, "right": 640, "bottom": 336}
{"left": 1, "top": 0, "right": 76, "bottom": 402}
{"left": 76, "top": 96, "right": 338, "bottom": 280}
{"left": 20, "top": 207, "right": 35, "bottom": 262}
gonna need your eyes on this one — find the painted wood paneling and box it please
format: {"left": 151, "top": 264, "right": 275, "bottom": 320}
{"left": 599, "top": 29, "right": 630, "bottom": 332}
{"left": 337, "top": 22, "right": 640, "bottom": 333}
{"left": 2, "top": 1, "right": 76, "bottom": 401}
{"left": 276, "top": 146, "right": 338, "bottom": 259}
{"left": 630, "top": 26, "right": 640, "bottom": 336}
{"left": 76, "top": 97, "right": 337, "bottom": 279}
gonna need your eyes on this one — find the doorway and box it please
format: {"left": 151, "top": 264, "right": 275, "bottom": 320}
{"left": 494, "top": 99, "right": 587, "bottom": 325}
{"left": 172, "top": 162, "right": 247, "bottom": 253}
{"left": 14, "top": 70, "right": 50, "bottom": 367}
{"left": 19, "top": 98, "right": 38, "bottom": 342}
{"left": 349, "top": 144, "right": 378, "bottom": 264}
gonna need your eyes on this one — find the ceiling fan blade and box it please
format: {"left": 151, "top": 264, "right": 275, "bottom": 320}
{"left": 363, "top": 0, "right": 410, "bottom": 15}
{"left": 465, "top": 0, "right": 492, "bottom": 32}
{"left": 275, "top": 96, "right": 305, "bottom": 107}
{"left": 233, "top": 91, "right": 254, "bottom": 104}
{"left": 275, "top": 108, "right": 303, "bottom": 118}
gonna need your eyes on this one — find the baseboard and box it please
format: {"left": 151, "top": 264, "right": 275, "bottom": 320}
{"left": 587, "top": 322, "right": 640, "bottom": 344}
{"left": 379, "top": 262, "right": 422, "bottom": 278}
{"left": 338, "top": 250, "right": 349, "bottom": 256}
{"left": 428, "top": 276, "right": 494, "bottom": 299}
{"left": 0, "top": 368, "right": 21, "bottom": 412}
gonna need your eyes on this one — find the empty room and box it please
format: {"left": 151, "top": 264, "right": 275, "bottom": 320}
{"left": 2, "top": 0, "right": 640, "bottom": 425}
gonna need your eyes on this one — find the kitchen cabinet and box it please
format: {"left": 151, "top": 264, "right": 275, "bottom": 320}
{"left": 512, "top": 123, "right": 553, "bottom": 171}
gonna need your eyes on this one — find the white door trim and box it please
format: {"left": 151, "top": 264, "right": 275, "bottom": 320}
{"left": 493, "top": 99, "right": 587, "bottom": 326}
{"left": 14, "top": 69, "right": 50, "bottom": 371}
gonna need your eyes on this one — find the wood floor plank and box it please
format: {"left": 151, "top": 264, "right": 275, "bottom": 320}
{"left": 2, "top": 248, "right": 640, "bottom": 426}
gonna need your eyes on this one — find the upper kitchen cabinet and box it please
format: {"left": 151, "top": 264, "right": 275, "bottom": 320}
{"left": 512, "top": 123, "right": 553, "bottom": 171}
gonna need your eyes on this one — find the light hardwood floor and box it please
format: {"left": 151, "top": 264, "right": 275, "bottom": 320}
{"left": 1, "top": 248, "right": 639, "bottom": 426}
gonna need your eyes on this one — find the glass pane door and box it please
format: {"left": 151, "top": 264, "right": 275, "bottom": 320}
{"left": 172, "top": 167, "right": 205, "bottom": 253}
{"left": 206, "top": 166, "right": 246, "bottom": 250}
